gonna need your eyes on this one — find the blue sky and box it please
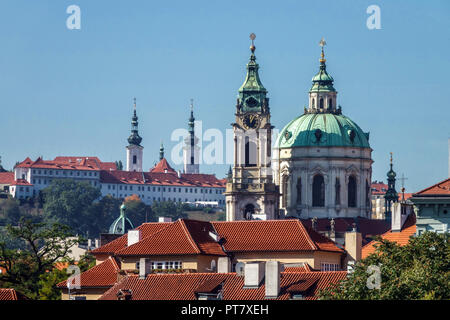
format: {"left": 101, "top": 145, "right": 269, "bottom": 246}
{"left": 0, "top": 0, "right": 449, "bottom": 192}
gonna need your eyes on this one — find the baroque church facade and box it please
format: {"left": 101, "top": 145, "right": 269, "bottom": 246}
{"left": 226, "top": 37, "right": 373, "bottom": 221}
{"left": 273, "top": 41, "right": 373, "bottom": 219}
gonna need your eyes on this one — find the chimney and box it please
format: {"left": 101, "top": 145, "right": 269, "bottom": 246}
{"left": 391, "top": 202, "right": 402, "bottom": 232}
{"left": 94, "top": 239, "right": 99, "bottom": 248}
{"left": 217, "top": 257, "right": 231, "bottom": 273}
{"left": 158, "top": 217, "right": 172, "bottom": 223}
{"left": 345, "top": 228, "right": 362, "bottom": 263}
{"left": 244, "top": 262, "right": 265, "bottom": 288}
{"left": 87, "top": 239, "right": 92, "bottom": 250}
{"left": 127, "top": 230, "right": 141, "bottom": 247}
{"left": 139, "top": 258, "right": 151, "bottom": 279}
{"left": 265, "top": 261, "right": 282, "bottom": 299}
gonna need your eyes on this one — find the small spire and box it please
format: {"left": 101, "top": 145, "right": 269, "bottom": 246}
{"left": 159, "top": 141, "right": 164, "bottom": 160}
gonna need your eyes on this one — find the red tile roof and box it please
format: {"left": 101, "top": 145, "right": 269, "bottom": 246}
{"left": 413, "top": 178, "right": 450, "bottom": 196}
{"left": 300, "top": 217, "right": 391, "bottom": 245}
{"left": 98, "top": 271, "right": 347, "bottom": 300}
{"left": 0, "top": 289, "right": 18, "bottom": 300}
{"left": 150, "top": 158, "right": 177, "bottom": 174}
{"left": 211, "top": 220, "right": 343, "bottom": 253}
{"left": 116, "top": 220, "right": 226, "bottom": 257}
{"left": 92, "top": 222, "right": 172, "bottom": 255}
{"left": 15, "top": 156, "right": 116, "bottom": 171}
{"left": 0, "top": 172, "right": 14, "bottom": 184}
{"left": 57, "top": 257, "right": 120, "bottom": 288}
{"left": 11, "top": 179, "right": 33, "bottom": 186}
{"left": 0, "top": 288, "right": 28, "bottom": 300}
{"left": 362, "top": 214, "right": 416, "bottom": 259}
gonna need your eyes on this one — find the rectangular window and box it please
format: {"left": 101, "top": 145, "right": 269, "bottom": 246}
{"left": 320, "top": 263, "right": 339, "bottom": 271}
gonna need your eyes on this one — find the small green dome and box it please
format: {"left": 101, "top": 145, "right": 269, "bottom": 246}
{"left": 276, "top": 113, "right": 370, "bottom": 149}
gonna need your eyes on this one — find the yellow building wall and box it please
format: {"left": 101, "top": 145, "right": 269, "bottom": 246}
{"left": 119, "top": 255, "right": 220, "bottom": 272}
{"left": 60, "top": 288, "right": 110, "bottom": 300}
{"left": 233, "top": 251, "right": 343, "bottom": 270}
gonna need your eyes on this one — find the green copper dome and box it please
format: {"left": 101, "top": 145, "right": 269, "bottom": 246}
{"left": 276, "top": 113, "right": 370, "bottom": 149}
{"left": 109, "top": 203, "right": 134, "bottom": 235}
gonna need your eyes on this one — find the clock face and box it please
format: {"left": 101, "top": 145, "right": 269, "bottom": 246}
{"left": 243, "top": 114, "right": 260, "bottom": 129}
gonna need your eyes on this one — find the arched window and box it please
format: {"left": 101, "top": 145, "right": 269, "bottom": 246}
{"left": 312, "top": 175, "right": 325, "bottom": 207}
{"left": 245, "top": 139, "right": 257, "bottom": 167}
{"left": 319, "top": 98, "right": 324, "bottom": 109}
{"left": 348, "top": 176, "right": 357, "bottom": 208}
{"left": 133, "top": 155, "right": 137, "bottom": 164}
{"left": 328, "top": 98, "right": 332, "bottom": 109}
{"left": 244, "top": 204, "right": 255, "bottom": 220}
{"left": 281, "top": 175, "right": 288, "bottom": 207}
{"left": 296, "top": 177, "right": 302, "bottom": 205}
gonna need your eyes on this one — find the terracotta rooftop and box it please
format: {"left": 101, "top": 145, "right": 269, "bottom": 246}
{"left": 300, "top": 217, "right": 391, "bottom": 245}
{"left": 0, "top": 172, "right": 14, "bottom": 184}
{"left": 0, "top": 288, "right": 27, "bottom": 300}
{"left": 150, "top": 158, "right": 177, "bottom": 174}
{"left": 91, "top": 222, "right": 172, "bottom": 255}
{"left": 98, "top": 271, "right": 347, "bottom": 300}
{"left": 212, "top": 219, "right": 343, "bottom": 253}
{"left": 15, "top": 156, "right": 116, "bottom": 171}
{"left": 57, "top": 257, "right": 120, "bottom": 288}
{"left": 413, "top": 178, "right": 450, "bottom": 196}
{"left": 362, "top": 214, "right": 417, "bottom": 259}
{"left": 115, "top": 219, "right": 226, "bottom": 257}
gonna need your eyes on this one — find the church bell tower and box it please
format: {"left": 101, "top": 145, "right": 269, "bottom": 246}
{"left": 126, "top": 98, "right": 143, "bottom": 172}
{"left": 224, "top": 34, "right": 280, "bottom": 221}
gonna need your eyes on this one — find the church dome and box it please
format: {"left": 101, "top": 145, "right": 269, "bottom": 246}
{"left": 276, "top": 113, "right": 370, "bottom": 149}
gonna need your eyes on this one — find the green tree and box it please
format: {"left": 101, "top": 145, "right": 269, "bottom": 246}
{"left": 38, "top": 252, "right": 95, "bottom": 300}
{"left": 151, "top": 201, "right": 188, "bottom": 221}
{"left": 42, "top": 179, "right": 101, "bottom": 236}
{"left": 115, "top": 160, "right": 123, "bottom": 170}
{"left": 0, "top": 218, "right": 79, "bottom": 299}
{"left": 319, "top": 232, "right": 450, "bottom": 300}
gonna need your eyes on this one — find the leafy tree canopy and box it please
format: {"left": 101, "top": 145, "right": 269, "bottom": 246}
{"left": 319, "top": 231, "right": 450, "bottom": 300}
{"left": 0, "top": 218, "right": 79, "bottom": 299}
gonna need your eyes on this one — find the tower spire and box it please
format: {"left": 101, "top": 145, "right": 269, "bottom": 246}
{"left": 159, "top": 141, "right": 164, "bottom": 160}
{"left": 237, "top": 33, "right": 268, "bottom": 113}
{"left": 384, "top": 152, "right": 398, "bottom": 220}
{"left": 128, "top": 98, "right": 142, "bottom": 146}
{"left": 307, "top": 38, "right": 338, "bottom": 114}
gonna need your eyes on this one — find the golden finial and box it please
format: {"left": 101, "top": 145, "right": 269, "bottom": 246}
{"left": 250, "top": 33, "right": 256, "bottom": 53}
{"left": 390, "top": 152, "right": 393, "bottom": 164}
{"left": 319, "top": 37, "right": 326, "bottom": 63}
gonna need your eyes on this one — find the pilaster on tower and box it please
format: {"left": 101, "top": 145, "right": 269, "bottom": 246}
{"left": 126, "top": 98, "right": 143, "bottom": 172}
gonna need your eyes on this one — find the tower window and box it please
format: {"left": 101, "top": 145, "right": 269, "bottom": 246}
{"left": 328, "top": 98, "right": 332, "bottom": 108}
{"left": 312, "top": 98, "right": 315, "bottom": 108}
{"left": 348, "top": 176, "right": 357, "bottom": 208}
{"left": 320, "top": 98, "right": 324, "bottom": 109}
{"left": 133, "top": 155, "right": 137, "bottom": 164}
{"left": 312, "top": 174, "right": 325, "bottom": 207}
{"left": 245, "top": 138, "right": 257, "bottom": 167}
{"left": 244, "top": 204, "right": 255, "bottom": 220}
{"left": 191, "top": 156, "right": 194, "bottom": 165}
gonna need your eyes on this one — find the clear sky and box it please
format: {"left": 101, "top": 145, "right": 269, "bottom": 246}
{"left": 0, "top": 0, "right": 449, "bottom": 193}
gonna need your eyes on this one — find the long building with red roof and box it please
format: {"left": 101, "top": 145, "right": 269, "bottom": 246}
{"left": 5, "top": 155, "right": 226, "bottom": 206}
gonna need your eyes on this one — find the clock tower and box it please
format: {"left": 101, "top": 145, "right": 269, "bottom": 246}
{"left": 225, "top": 34, "right": 280, "bottom": 221}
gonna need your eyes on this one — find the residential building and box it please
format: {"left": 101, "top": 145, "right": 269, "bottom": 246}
{"left": 410, "top": 178, "right": 450, "bottom": 234}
